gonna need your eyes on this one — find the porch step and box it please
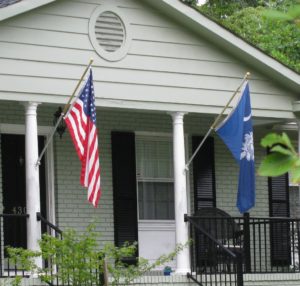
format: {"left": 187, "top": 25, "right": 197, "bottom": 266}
{"left": 125, "top": 273, "right": 300, "bottom": 286}
{"left": 115, "top": 274, "right": 197, "bottom": 285}
{"left": 2, "top": 273, "right": 300, "bottom": 286}
{"left": 244, "top": 273, "right": 300, "bottom": 286}
{"left": 0, "top": 276, "right": 196, "bottom": 286}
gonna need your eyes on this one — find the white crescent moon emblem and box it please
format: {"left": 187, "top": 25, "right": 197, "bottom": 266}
{"left": 244, "top": 113, "right": 252, "bottom": 122}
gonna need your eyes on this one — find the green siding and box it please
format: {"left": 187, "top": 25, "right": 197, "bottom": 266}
{"left": 0, "top": 0, "right": 297, "bottom": 118}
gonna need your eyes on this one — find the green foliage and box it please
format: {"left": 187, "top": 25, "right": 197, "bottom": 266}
{"left": 5, "top": 248, "right": 40, "bottom": 286}
{"left": 264, "top": 3, "right": 300, "bottom": 26}
{"left": 104, "top": 242, "right": 188, "bottom": 285}
{"left": 181, "top": 0, "right": 198, "bottom": 6}
{"left": 199, "top": 0, "right": 252, "bottom": 19}
{"left": 11, "top": 277, "right": 22, "bottom": 286}
{"left": 39, "top": 225, "right": 102, "bottom": 285}
{"left": 2, "top": 277, "right": 22, "bottom": 286}
{"left": 6, "top": 224, "right": 188, "bottom": 286}
{"left": 6, "top": 247, "right": 39, "bottom": 272}
{"left": 258, "top": 133, "right": 300, "bottom": 183}
{"left": 198, "top": 0, "right": 300, "bottom": 73}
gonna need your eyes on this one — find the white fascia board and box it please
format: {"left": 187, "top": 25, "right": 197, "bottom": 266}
{"left": 144, "top": 0, "right": 300, "bottom": 93}
{"left": 0, "top": 0, "right": 56, "bottom": 21}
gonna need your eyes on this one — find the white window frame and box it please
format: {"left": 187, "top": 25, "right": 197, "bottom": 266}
{"left": 135, "top": 131, "right": 190, "bottom": 222}
{"left": 136, "top": 133, "right": 174, "bottom": 222}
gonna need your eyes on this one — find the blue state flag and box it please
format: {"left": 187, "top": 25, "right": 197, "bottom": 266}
{"left": 215, "top": 82, "right": 255, "bottom": 213}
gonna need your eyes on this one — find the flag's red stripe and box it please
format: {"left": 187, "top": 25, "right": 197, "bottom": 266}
{"left": 93, "top": 183, "right": 102, "bottom": 208}
{"left": 89, "top": 172, "right": 101, "bottom": 207}
{"left": 65, "top": 117, "right": 84, "bottom": 161}
{"left": 87, "top": 149, "right": 99, "bottom": 201}
{"left": 87, "top": 139, "right": 98, "bottom": 184}
{"left": 88, "top": 168, "right": 100, "bottom": 206}
{"left": 68, "top": 109, "right": 86, "bottom": 148}
{"left": 85, "top": 124, "right": 101, "bottom": 207}
{"left": 71, "top": 102, "right": 87, "bottom": 138}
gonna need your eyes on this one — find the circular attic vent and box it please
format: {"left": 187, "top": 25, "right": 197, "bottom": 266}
{"left": 89, "top": 6, "right": 131, "bottom": 62}
{"left": 95, "top": 11, "right": 125, "bottom": 53}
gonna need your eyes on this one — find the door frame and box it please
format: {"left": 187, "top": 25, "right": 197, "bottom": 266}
{"left": 0, "top": 123, "right": 56, "bottom": 226}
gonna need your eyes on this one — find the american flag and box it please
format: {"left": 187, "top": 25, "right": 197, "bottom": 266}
{"left": 64, "top": 69, "right": 101, "bottom": 207}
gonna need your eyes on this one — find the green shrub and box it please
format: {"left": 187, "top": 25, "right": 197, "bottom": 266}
{"left": 7, "top": 224, "right": 188, "bottom": 286}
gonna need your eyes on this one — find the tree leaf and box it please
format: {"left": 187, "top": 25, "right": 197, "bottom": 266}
{"left": 263, "top": 10, "right": 293, "bottom": 21}
{"left": 281, "top": 132, "right": 296, "bottom": 153}
{"left": 261, "top": 133, "right": 297, "bottom": 155}
{"left": 270, "top": 145, "right": 295, "bottom": 156}
{"left": 260, "top": 133, "right": 283, "bottom": 148}
{"left": 258, "top": 153, "right": 297, "bottom": 177}
{"left": 290, "top": 167, "right": 300, "bottom": 184}
{"left": 288, "top": 5, "right": 300, "bottom": 19}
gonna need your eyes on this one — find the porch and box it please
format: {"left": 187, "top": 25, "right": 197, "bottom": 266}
{"left": 186, "top": 211, "right": 300, "bottom": 285}
{"left": 1, "top": 211, "right": 300, "bottom": 286}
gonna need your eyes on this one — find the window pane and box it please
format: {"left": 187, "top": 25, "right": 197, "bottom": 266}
{"left": 138, "top": 182, "right": 174, "bottom": 220}
{"left": 136, "top": 138, "right": 173, "bottom": 179}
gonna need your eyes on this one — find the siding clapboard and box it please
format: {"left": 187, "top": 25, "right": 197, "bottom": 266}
{"left": 0, "top": 0, "right": 297, "bottom": 117}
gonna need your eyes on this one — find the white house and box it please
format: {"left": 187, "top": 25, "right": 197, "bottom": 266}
{"left": 0, "top": 0, "right": 299, "bottom": 285}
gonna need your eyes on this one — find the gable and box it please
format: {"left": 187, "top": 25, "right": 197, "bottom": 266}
{"left": 0, "top": 0, "right": 298, "bottom": 119}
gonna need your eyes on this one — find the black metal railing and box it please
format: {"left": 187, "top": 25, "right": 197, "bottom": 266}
{"left": 186, "top": 212, "right": 300, "bottom": 285}
{"left": 247, "top": 216, "right": 300, "bottom": 273}
{"left": 185, "top": 214, "right": 244, "bottom": 286}
{"left": 0, "top": 213, "right": 29, "bottom": 278}
{"left": 37, "top": 212, "right": 62, "bottom": 239}
{"left": 37, "top": 212, "right": 63, "bottom": 286}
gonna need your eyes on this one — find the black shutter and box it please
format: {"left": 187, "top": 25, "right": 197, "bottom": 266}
{"left": 111, "top": 131, "right": 138, "bottom": 259}
{"left": 268, "top": 172, "right": 290, "bottom": 266}
{"left": 192, "top": 136, "right": 216, "bottom": 211}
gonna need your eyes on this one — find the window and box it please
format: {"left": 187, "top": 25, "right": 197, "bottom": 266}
{"left": 136, "top": 136, "right": 174, "bottom": 220}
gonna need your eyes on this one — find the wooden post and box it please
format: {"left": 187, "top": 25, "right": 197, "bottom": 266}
{"left": 103, "top": 256, "right": 109, "bottom": 286}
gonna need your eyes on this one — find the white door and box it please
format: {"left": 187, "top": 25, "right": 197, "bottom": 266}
{"left": 136, "top": 135, "right": 176, "bottom": 269}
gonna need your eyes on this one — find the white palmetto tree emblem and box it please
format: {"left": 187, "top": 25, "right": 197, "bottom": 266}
{"left": 240, "top": 132, "right": 254, "bottom": 161}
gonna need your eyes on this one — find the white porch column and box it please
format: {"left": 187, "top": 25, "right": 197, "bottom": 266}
{"left": 170, "top": 112, "right": 190, "bottom": 274}
{"left": 24, "top": 102, "right": 42, "bottom": 268}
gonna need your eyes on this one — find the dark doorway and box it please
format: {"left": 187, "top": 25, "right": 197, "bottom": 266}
{"left": 1, "top": 134, "right": 47, "bottom": 249}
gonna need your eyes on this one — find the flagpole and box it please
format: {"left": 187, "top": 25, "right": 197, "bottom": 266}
{"left": 36, "top": 59, "right": 94, "bottom": 166}
{"left": 185, "top": 72, "right": 251, "bottom": 171}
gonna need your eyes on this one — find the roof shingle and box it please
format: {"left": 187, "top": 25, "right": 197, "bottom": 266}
{"left": 0, "top": 0, "right": 22, "bottom": 9}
